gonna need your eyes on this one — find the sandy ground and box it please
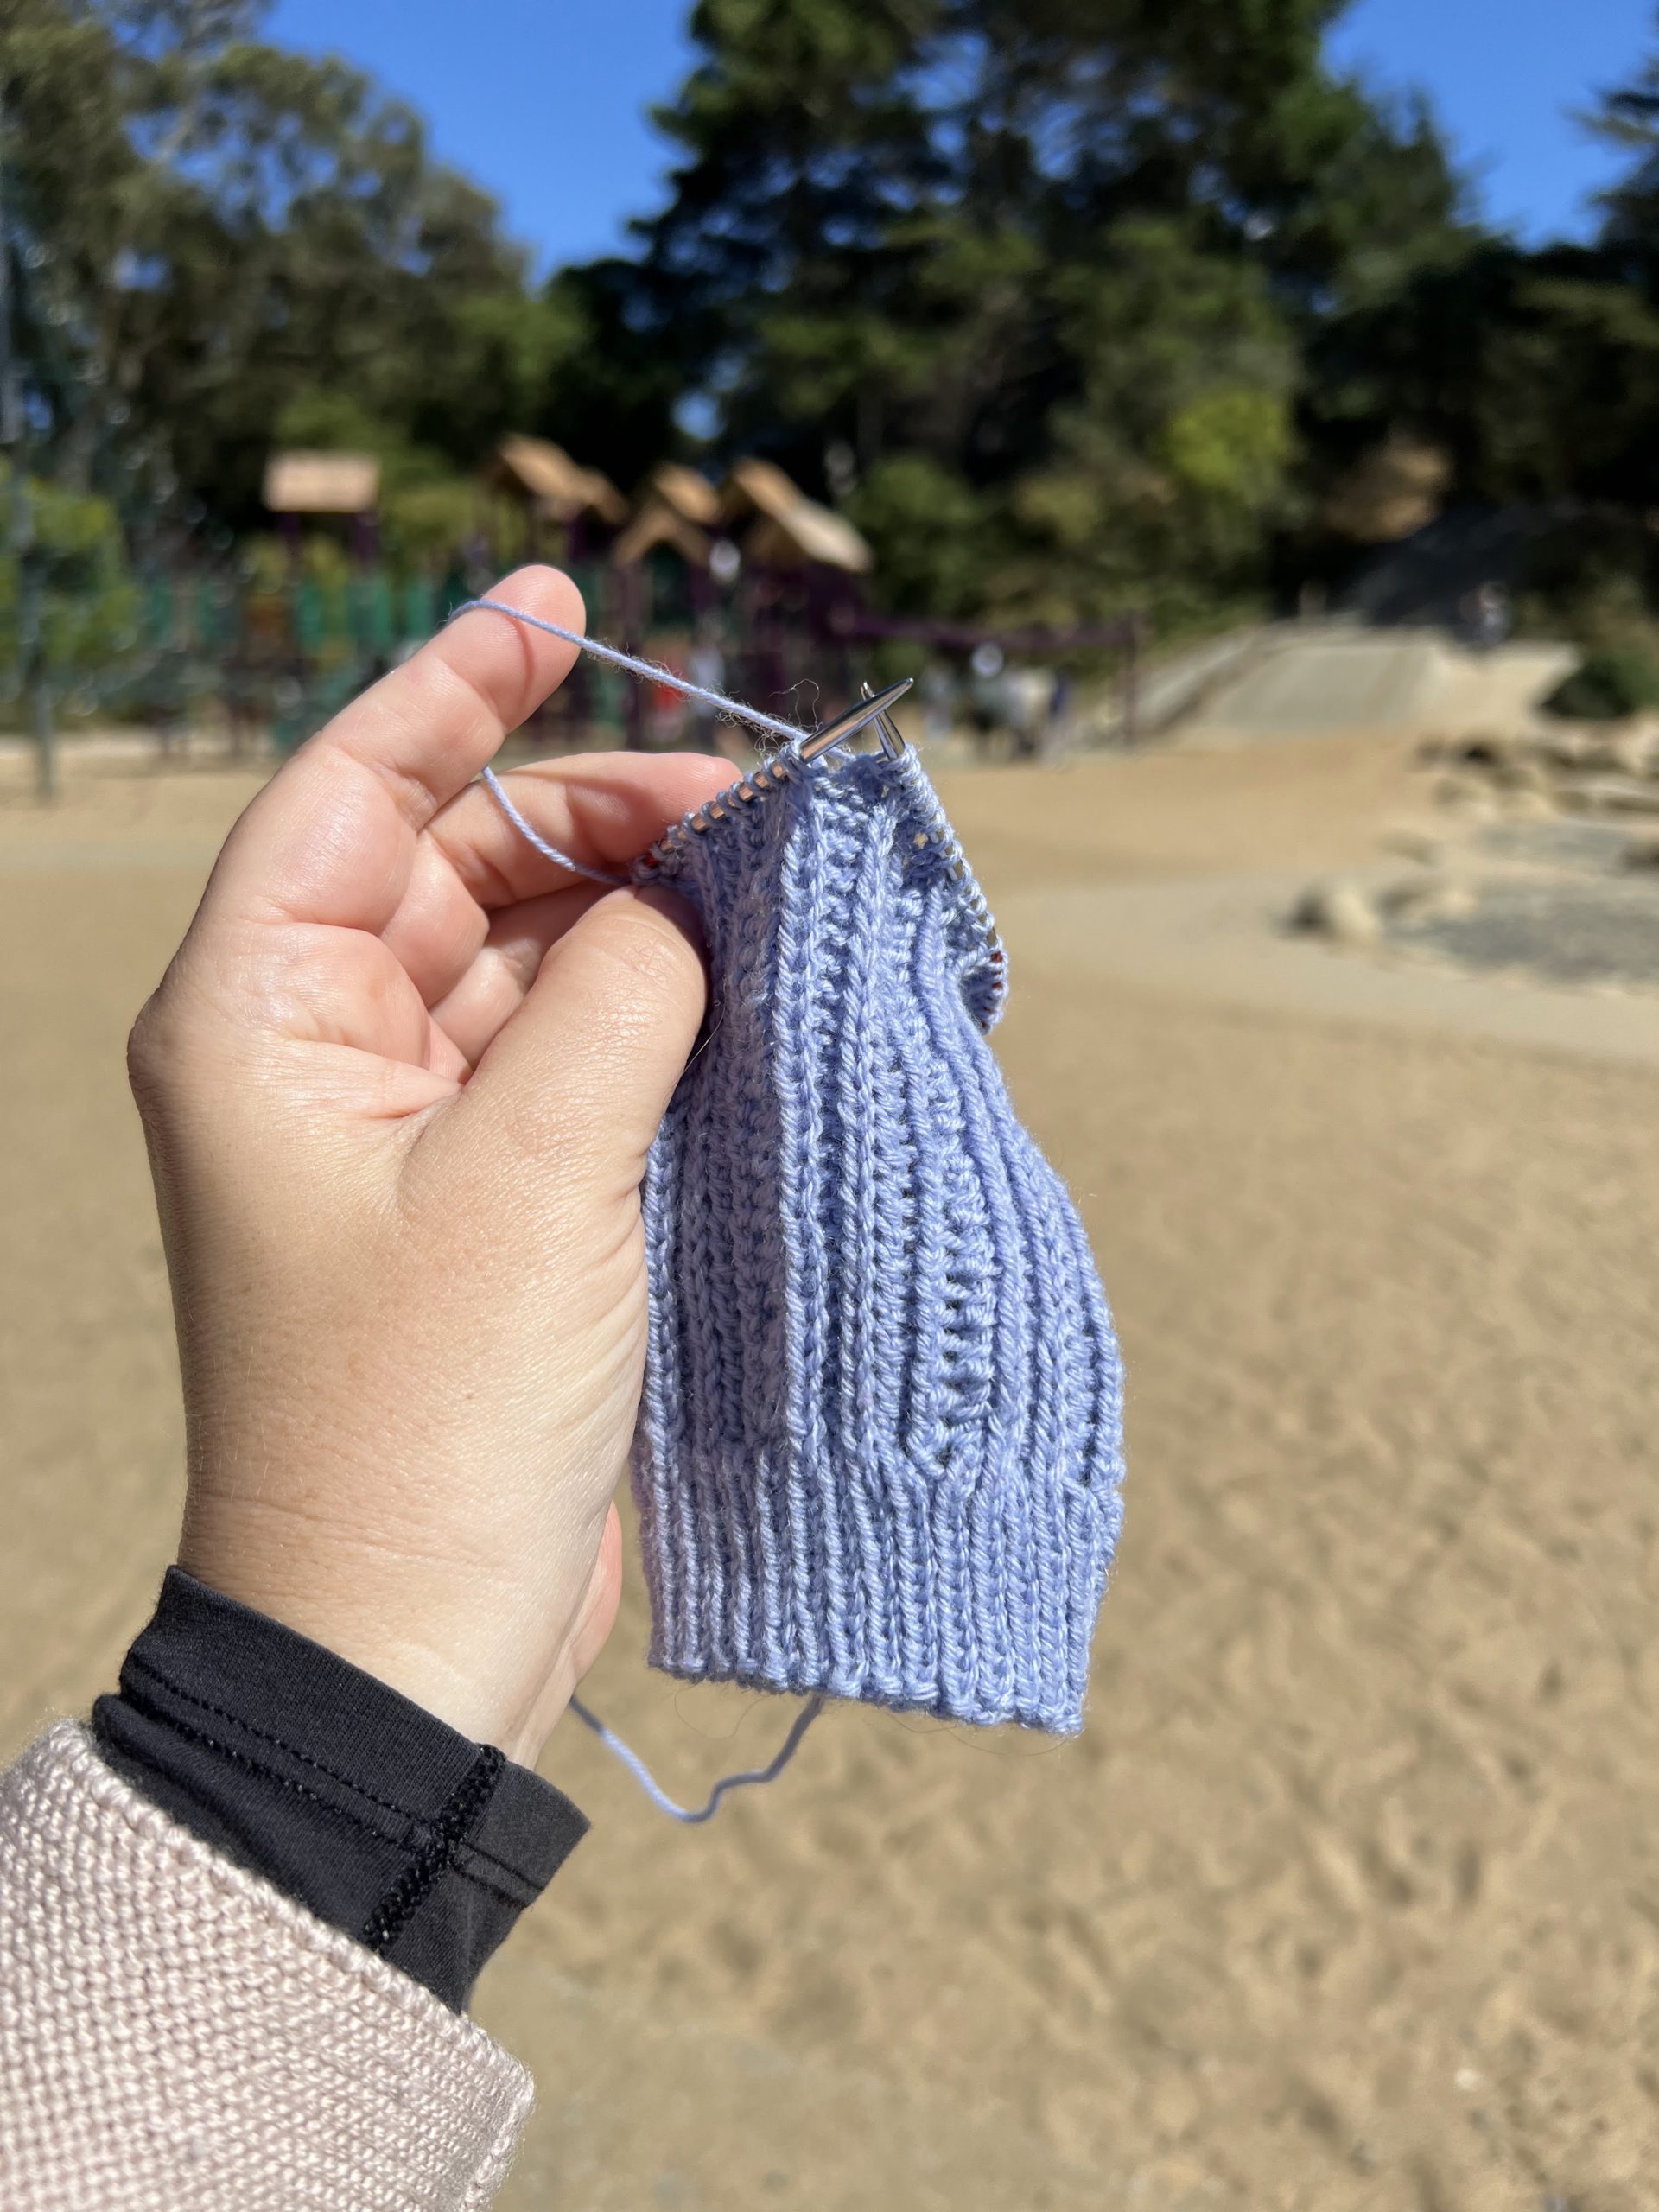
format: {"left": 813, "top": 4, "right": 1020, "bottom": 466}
{"left": 3, "top": 734, "right": 1656, "bottom": 2211}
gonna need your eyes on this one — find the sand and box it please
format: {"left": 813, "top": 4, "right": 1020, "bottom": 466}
{"left": 2, "top": 734, "right": 1656, "bottom": 2211}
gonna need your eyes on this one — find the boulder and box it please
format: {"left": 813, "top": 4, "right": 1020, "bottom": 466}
{"left": 1495, "top": 754, "right": 1554, "bottom": 796}
{"left": 1381, "top": 825, "right": 1449, "bottom": 867}
{"left": 1291, "top": 879, "right": 1383, "bottom": 947}
{"left": 1451, "top": 733, "right": 1518, "bottom": 771}
{"left": 1607, "top": 726, "right": 1659, "bottom": 779}
{"left": 1434, "top": 772, "right": 1497, "bottom": 820}
{"left": 1383, "top": 875, "right": 1479, "bottom": 925}
{"left": 1561, "top": 775, "right": 1659, "bottom": 817}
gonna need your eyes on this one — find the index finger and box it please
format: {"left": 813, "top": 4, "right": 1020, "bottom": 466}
{"left": 321, "top": 568, "right": 587, "bottom": 825}
{"left": 202, "top": 566, "right": 586, "bottom": 931}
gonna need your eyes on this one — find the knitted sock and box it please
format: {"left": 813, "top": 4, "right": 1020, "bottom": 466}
{"left": 632, "top": 744, "right": 1124, "bottom": 1734}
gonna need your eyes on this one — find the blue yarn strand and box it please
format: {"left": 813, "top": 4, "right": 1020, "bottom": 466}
{"left": 451, "top": 595, "right": 810, "bottom": 748}
{"left": 478, "top": 765, "right": 629, "bottom": 888}
{"left": 460, "top": 592, "right": 815, "bottom": 891}
{"left": 567, "top": 1694, "right": 826, "bottom": 1824}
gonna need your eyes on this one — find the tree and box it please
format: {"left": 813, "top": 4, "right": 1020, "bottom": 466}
{"left": 620, "top": 0, "right": 1471, "bottom": 624}
{"left": 2, "top": 1, "right": 537, "bottom": 534}
{"left": 1290, "top": 13, "right": 1659, "bottom": 628}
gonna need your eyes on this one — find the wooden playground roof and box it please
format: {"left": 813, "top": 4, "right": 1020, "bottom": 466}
{"left": 724, "top": 458, "right": 873, "bottom": 574}
{"left": 609, "top": 463, "right": 724, "bottom": 565}
{"left": 648, "top": 462, "right": 725, "bottom": 527}
{"left": 488, "top": 435, "right": 628, "bottom": 524}
{"left": 612, "top": 499, "right": 713, "bottom": 568}
{"left": 612, "top": 456, "right": 874, "bottom": 575}
{"left": 257, "top": 442, "right": 873, "bottom": 578}
{"left": 263, "top": 451, "right": 381, "bottom": 514}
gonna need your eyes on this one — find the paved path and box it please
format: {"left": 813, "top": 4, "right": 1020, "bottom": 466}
{"left": 1172, "top": 628, "right": 1573, "bottom": 744}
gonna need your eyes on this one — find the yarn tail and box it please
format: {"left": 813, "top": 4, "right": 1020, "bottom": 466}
{"left": 567, "top": 1694, "right": 826, "bottom": 1825}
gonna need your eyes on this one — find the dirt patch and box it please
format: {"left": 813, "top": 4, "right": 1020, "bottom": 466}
{"left": 3, "top": 739, "right": 1655, "bottom": 2211}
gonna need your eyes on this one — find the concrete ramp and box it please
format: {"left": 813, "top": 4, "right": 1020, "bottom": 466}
{"left": 1172, "top": 629, "right": 1573, "bottom": 745}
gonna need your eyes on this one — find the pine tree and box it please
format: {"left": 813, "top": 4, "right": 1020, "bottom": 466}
{"left": 621, "top": 0, "right": 1470, "bottom": 621}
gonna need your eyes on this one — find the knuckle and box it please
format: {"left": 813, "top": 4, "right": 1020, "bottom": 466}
{"left": 125, "top": 957, "right": 224, "bottom": 1113}
{"left": 125, "top": 995, "right": 177, "bottom": 1109}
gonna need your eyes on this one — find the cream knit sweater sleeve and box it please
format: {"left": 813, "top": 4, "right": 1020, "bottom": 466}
{"left": 0, "top": 1723, "right": 535, "bottom": 2210}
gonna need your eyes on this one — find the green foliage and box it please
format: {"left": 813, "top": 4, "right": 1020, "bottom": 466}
{"left": 846, "top": 454, "right": 993, "bottom": 617}
{"left": 0, "top": 464, "right": 140, "bottom": 690}
{"left": 1543, "top": 643, "right": 1659, "bottom": 721}
{"left": 1510, "top": 513, "right": 1657, "bottom": 648}
{"left": 16, "top": 0, "right": 1659, "bottom": 642}
{"left": 1161, "top": 391, "right": 1295, "bottom": 509}
{"left": 0, "top": 0, "right": 677, "bottom": 539}
{"left": 1300, "top": 22, "right": 1659, "bottom": 628}
{"left": 988, "top": 226, "right": 1302, "bottom": 625}
{"left": 627, "top": 0, "right": 1460, "bottom": 629}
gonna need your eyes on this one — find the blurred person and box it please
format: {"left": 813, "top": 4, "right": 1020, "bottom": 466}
{"left": 1051, "top": 670, "right": 1071, "bottom": 734}
{"left": 920, "top": 661, "right": 956, "bottom": 746}
{"left": 0, "top": 570, "right": 738, "bottom": 2210}
{"left": 968, "top": 642, "right": 1007, "bottom": 762}
{"left": 1006, "top": 665, "right": 1058, "bottom": 760}
{"left": 1463, "top": 579, "right": 1511, "bottom": 653}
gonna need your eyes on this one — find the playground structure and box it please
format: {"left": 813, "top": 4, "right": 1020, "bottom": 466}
{"left": 3, "top": 436, "right": 1144, "bottom": 791}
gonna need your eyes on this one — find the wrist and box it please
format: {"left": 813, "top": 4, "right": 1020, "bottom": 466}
{"left": 175, "top": 1522, "right": 553, "bottom": 1762}
{"left": 95, "top": 1567, "right": 588, "bottom": 2008}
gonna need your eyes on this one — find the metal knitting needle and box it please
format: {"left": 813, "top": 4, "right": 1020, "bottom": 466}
{"left": 642, "top": 675, "right": 917, "bottom": 861}
{"left": 860, "top": 678, "right": 908, "bottom": 760}
{"left": 795, "top": 677, "right": 912, "bottom": 761}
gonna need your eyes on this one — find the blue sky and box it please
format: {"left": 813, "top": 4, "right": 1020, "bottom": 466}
{"left": 1327, "top": 0, "right": 1654, "bottom": 241}
{"left": 266, "top": 0, "right": 1656, "bottom": 270}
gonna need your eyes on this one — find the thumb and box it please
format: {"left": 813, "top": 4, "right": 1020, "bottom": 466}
{"left": 435, "top": 884, "right": 708, "bottom": 1211}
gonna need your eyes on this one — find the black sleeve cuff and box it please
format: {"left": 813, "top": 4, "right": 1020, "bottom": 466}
{"left": 92, "top": 1567, "right": 587, "bottom": 2012}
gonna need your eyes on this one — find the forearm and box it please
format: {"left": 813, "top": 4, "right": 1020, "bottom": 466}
{"left": 92, "top": 1569, "right": 586, "bottom": 2010}
{"left": 0, "top": 1575, "right": 586, "bottom": 2209}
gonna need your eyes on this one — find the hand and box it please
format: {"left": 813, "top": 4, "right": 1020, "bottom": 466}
{"left": 126, "top": 569, "right": 734, "bottom": 1764}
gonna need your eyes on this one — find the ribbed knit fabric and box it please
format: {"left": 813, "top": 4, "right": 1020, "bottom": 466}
{"left": 0, "top": 1725, "right": 533, "bottom": 2211}
{"left": 632, "top": 745, "right": 1125, "bottom": 1734}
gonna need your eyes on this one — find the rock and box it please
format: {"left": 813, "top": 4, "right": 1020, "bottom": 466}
{"left": 1383, "top": 874, "right": 1479, "bottom": 925}
{"left": 1608, "top": 726, "right": 1659, "bottom": 778}
{"left": 1292, "top": 879, "right": 1382, "bottom": 946}
{"left": 1503, "top": 787, "right": 1558, "bottom": 822}
{"left": 1381, "top": 824, "right": 1448, "bottom": 867}
{"left": 1538, "top": 727, "right": 1599, "bottom": 771}
{"left": 1389, "top": 871, "right": 1478, "bottom": 925}
{"left": 1555, "top": 725, "right": 1659, "bottom": 778}
{"left": 1452, "top": 733, "right": 1516, "bottom": 770}
{"left": 1496, "top": 754, "right": 1554, "bottom": 796}
{"left": 1439, "top": 779, "right": 1498, "bottom": 822}
{"left": 1562, "top": 774, "right": 1659, "bottom": 817}
{"left": 1434, "top": 770, "right": 1490, "bottom": 812}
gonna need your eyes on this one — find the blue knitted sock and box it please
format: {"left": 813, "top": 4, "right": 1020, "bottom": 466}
{"left": 632, "top": 745, "right": 1124, "bottom": 1735}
